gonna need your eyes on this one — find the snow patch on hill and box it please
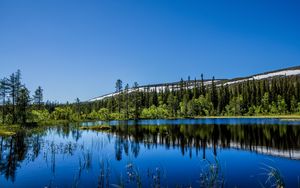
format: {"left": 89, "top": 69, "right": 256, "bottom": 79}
{"left": 89, "top": 67, "right": 300, "bottom": 102}
{"left": 224, "top": 69, "right": 300, "bottom": 86}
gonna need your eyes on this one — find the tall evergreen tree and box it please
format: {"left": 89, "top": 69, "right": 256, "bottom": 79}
{"left": 33, "top": 86, "right": 43, "bottom": 109}
{"left": 0, "top": 78, "right": 9, "bottom": 123}
{"left": 124, "top": 84, "right": 129, "bottom": 119}
{"left": 8, "top": 70, "right": 22, "bottom": 123}
{"left": 115, "top": 79, "right": 123, "bottom": 113}
{"left": 16, "top": 86, "right": 30, "bottom": 124}
{"left": 200, "top": 74, "right": 206, "bottom": 96}
{"left": 133, "top": 82, "right": 140, "bottom": 120}
{"left": 211, "top": 76, "right": 218, "bottom": 112}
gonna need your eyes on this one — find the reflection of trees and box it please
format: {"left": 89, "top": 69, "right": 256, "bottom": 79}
{"left": 0, "top": 131, "right": 27, "bottom": 182}
{"left": 0, "top": 125, "right": 82, "bottom": 182}
{"left": 111, "top": 124, "right": 300, "bottom": 160}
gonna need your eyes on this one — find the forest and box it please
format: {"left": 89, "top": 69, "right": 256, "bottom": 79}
{"left": 1, "top": 70, "right": 300, "bottom": 126}
{"left": 77, "top": 75, "right": 300, "bottom": 120}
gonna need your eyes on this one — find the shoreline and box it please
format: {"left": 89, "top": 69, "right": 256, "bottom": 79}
{"left": 1, "top": 115, "right": 300, "bottom": 136}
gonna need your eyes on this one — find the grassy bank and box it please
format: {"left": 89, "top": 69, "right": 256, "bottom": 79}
{"left": 0, "top": 119, "right": 80, "bottom": 136}
{"left": 79, "top": 125, "right": 111, "bottom": 131}
{"left": 2, "top": 114, "right": 300, "bottom": 137}
{"left": 193, "top": 115, "right": 300, "bottom": 119}
{"left": 0, "top": 124, "right": 20, "bottom": 136}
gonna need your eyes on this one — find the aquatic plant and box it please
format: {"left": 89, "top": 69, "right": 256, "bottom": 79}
{"left": 98, "top": 159, "right": 111, "bottom": 188}
{"left": 260, "top": 163, "right": 285, "bottom": 188}
{"left": 199, "top": 157, "right": 225, "bottom": 188}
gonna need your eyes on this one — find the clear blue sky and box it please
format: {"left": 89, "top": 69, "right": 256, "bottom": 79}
{"left": 0, "top": 0, "right": 300, "bottom": 102}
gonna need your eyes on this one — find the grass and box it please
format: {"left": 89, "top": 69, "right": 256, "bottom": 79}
{"left": 37, "top": 119, "right": 70, "bottom": 126}
{"left": 0, "top": 124, "right": 20, "bottom": 136}
{"left": 193, "top": 114, "right": 300, "bottom": 119}
{"left": 260, "top": 163, "right": 285, "bottom": 188}
{"left": 199, "top": 158, "right": 225, "bottom": 188}
{"left": 79, "top": 125, "right": 112, "bottom": 131}
{"left": 0, "top": 129, "right": 16, "bottom": 136}
{"left": 0, "top": 119, "right": 74, "bottom": 137}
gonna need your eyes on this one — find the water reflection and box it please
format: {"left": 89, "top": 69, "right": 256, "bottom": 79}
{"left": 0, "top": 126, "right": 82, "bottom": 183}
{"left": 0, "top": 119, "right": 299, "bottom": 187}
{"left": 109, "top": 123, "right": 300, "bottom": 161}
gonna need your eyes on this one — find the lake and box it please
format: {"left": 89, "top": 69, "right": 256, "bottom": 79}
{"left": 0, "top": 118, "right": 300, "bottom": 187}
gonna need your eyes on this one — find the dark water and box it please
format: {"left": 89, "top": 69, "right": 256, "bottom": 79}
{"left": 1, "top": 118, "right": 300, "bottom": 188}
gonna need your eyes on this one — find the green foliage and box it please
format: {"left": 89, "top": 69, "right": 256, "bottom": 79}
{"left": 247, "top": 105, "right": 263, "bottom": 115}
{"left": 290, "top": 96, "right": 297, "bottom": 113}
{"left": 186, "top": 95, "right": 213, "bottom": 116}
{"left": 16, "top": 87, "right": 31, "bottom": 124}
{"left": 3, "top": 71, "right": 300, "bottom": 124}
{"left": 87, "top": 108, "right": 112, "bottom": 121}
{"left": 98, "top": 108, "right": 111, "bottom": 120}
{"left": 277, "top": 95, "right": 287, "bottom": 115}
{"left": 31, "top": 109, "right": 50, "bottom": 122}
{"left": 110, "top": 112, "right": 125, "bottom": 120}
{"left": 141, "top": 105, "right": 170, "bottom": 119}
{"left": 179, "top": 93, "right": 189, "bottom": 117}
{"left": 225, "top": 96, "right": 243, "bottom": 116}
{"left": 297, "top": 103, "right": 300, "bottom": 114}
{"left": 69, "top": 76, "right": 300, "bottom": 120}
{"left": 261, "top": 92, "right": 270, "bottom": 114}
{"left": 270, "top": 102, "right": 278, "bottom": 114}
{"left": 167, "top": 93, "right": 178, "bottom": 117}
{"left": 51, "top": 107, "right": 78, "bottom": 121}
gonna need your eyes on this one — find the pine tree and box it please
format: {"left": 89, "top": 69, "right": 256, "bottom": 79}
{"left": 290, "top": 96, "right": 297, "bottom": 114}
{"left": 33, "top": 86, "right": 43, "bottom": 109}
{"left": 16, "top": 86, "right": 30, "bottom": 124}
{"left": 193, "top": 77, "right": 198, "bottom": 99}
{"left": 211, "top": 76, "right": 218, "bottom": 112}
{"left": 8, "top": 70, "right": 22, "bottom": 123}
{"left": 115, "top": 79, "right": 123, "bottom": 113}
{"left": 261, "top": 92, "right": 270, "bottom": 114}
{"left": 133, "top": 82, "right": 140, "bottom": 120}
{"left": 200, "top": 74, "right": 206, "bottom": 96}
{"left": 0, "top": 78, "right": 9, "bottom": 123}
{"left": 124, "top": 84, "right": 129, "bottom": 119}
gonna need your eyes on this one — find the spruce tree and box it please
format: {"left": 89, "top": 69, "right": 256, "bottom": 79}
{"left": 16, "top": 86, "right": 30, "bottom": 125}
{"left": 211, "top": 76, "right": 218, "bottom": 112}
{"left": 33, "top": 86, "right": 43, "bottom": 109}
{"left": 115, "top": 79, "right": 123, "bottom": 113}
{"left": 0, "top": 78, "right": 9, "bottom": 123}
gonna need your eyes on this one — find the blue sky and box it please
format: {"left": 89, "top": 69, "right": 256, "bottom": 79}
{"left": 0, "top": 1, "right": 300, "bottom": 102}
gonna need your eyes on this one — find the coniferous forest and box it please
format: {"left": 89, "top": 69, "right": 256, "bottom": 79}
{"left": 2, "top": 1, "right": 300, "bottom": 187}
{"left": 2, "top": 70, "right": 300, "bottom": 126}
{"left": 82, "top": 75, "right": 300, "bottom": 120}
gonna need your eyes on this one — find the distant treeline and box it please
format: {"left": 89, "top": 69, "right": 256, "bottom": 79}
{"left": 2, "top": 70, "right": 300, "bottom": 125}
{"left": 78, "top": 75, "right": 300, "bottom": 120}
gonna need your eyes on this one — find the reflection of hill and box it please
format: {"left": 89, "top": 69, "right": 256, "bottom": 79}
{"left": 110, "top": 124, "right": 300, "bottom": 160}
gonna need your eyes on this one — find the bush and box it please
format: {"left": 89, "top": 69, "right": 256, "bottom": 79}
{"left": 31, "top": 109, "right": 50, "bottom": 122}
{"left": 141, "top": 105, "right": 170, "bottom": 119}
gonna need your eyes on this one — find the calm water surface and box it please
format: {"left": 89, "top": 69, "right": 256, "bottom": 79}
{"left": 0, "top": 118, "right": 300, "bottom": 188}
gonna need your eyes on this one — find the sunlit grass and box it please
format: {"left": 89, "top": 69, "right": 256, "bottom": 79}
{"left": 0, "top": 124, "right": 20, "bottom": 136}
{"left": 79, "top": 125, "right": 112, "bottom": 131}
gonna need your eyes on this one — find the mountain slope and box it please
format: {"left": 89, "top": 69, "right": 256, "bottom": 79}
{"left": 89, "top": 66, "right": 300, "bottom": 102}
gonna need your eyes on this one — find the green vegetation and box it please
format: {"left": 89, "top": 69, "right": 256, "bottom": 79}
{"left": 2, "top": 70, "right": 300, "bottom": 131}
{"left": 79, "top": 125, "right": 111, "bottom": 131}
{"left": 261, "top": 164, "right": 285, "bottom": 188}
{"left": 0, "top": 130, "right": 16, "bottom": 136}
{"left": 76, "top": 74, "right": 300, "bottom": 120}
{"left": 0, "top": 70, "right": 84, "bottom": 133}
